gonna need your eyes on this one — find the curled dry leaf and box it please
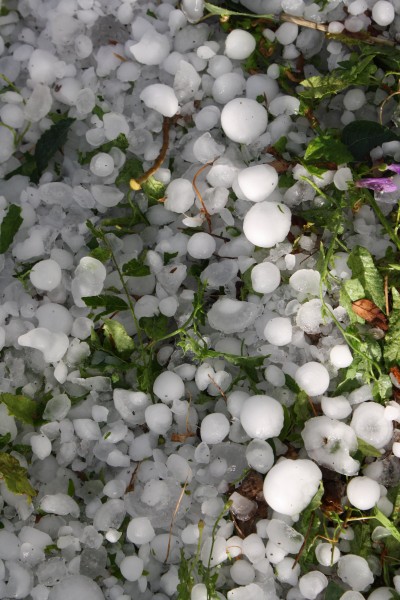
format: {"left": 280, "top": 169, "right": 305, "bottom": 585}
{"left": 351, "top": 298, "right": 388, "bottom": 331}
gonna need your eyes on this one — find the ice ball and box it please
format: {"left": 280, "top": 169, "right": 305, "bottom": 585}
{"left": 251, "top": 262, "right": 281, "bottom": 294}
{"left": 30, "top": 259, "right": 62, "bottom": 291}
{"left": 221, "top": 98, "right": 268, "bottom": 144}
{"left": 346, "top": 476, "right": 381, "bottom": 510}
{"left": 200, "top": 413, "right": 230, "bottom": 444}
{"left": 240, "top": 395, "right": 284, "bottom": 439}
{"left": 237, "top": 165, "right": 278, "bottom": 202}
{"left": 243, "top": 201, "right": 291, "bottom": 248}
{"left": 295, "top": 361, "right": 330, "bottom": 396}
{"left": 225, "top": 29, "right": 256, "bottom": 60}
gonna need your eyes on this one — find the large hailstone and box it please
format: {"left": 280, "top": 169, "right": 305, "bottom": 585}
{"left": 302, "top": 416, "right": 360, "bottom": 476}
{"left": 240, "top": 395, "right": 284, "bottom": 440}
{"left": 351, "top": 402, "right": 393, "bottom": 449}
{"left": 207, "top": 298, "right": 260, "bottom": 334}
{"left": 243, "top": 201, "right": 291, "bottom": 248}
{"left": 237, "top": 165, "right": 279, "bottom": 202}
{"left": 49, "top": 575, "right": 105, "bottom": 600}
{"left": 139, "top": 84, "right": 179, "bottom": 118}
{"left": 263, "top": 459, "right": 322, "bottom": 516}
{"left": 221, "top": 98, "right": 268, "bottom": 144}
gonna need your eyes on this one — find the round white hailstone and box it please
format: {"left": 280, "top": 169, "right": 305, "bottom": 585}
{"left": 18, "top": 328, "right": 69, "bottom": 363}
{"left": 240, "top": 395, "right": 284, "bottom": 440}
{"left": 295, "top": 362, "right": 330, "bottom": 396}
{"left": 225, "top": 29, "right": 256, "bottom": 60}
{"left": 28, "top": 49, "right": 58, "bottom": 85}
{"left": 129, "top": 31, "right": 170, "bottom": 65}
{"left": 338, "top": 555, "right": 374, "bottom": 591}
{"left": 368, "top": 589, "right": 395, "bottom": 600}
{"left": 159, "top": 297, "right": 178, "bottom": 317}
{"left": 264, "top": 317, "right": 292, "bottom": 346}
{"left": 227, "top": 391, "right": 249, "bottom": 418}
{"left": 194, "top": 105, "right": 221, "bottom": 131}
{"left": 91, "top": 185, "right": 124, "bottom": 208}
{"left": 321, "top": 395, "right": 352, "bottom": 420}
{"left": 191, "top": 583, "right": 208, "bottom": 600}
{"left": 221, "top": 98, "right": 268, "bottom": 144}
{"left": 212, "top": 72, "right": 245, "bottom": 105}
{"left": 330, "top": 345, "right": 353, "bottom": 369}
{"left": 145, "top": 404, "right": 173, "bottom": 435}
{"left": 246, "top": 439, "right": 274, "bottom": 474}
{"left": 36, "top": 303, "right": 73, "bottom": 335}
{"left": 315, "top": 543, "right": 340, "bottom": 566}
{"left": 251, "top": 262, "right": 281, "bottom": 294}
{"left": 30, "top": 259, "right": 62, "bottom": 291}
{"left": 207, "top": 298, "right": 260, "bottom": 334}
{"left": 347, "top": 476, "right": 381, "bottom": 510}
{"left": 275, "top": 22, "right": 299, "bottom": 45}
{"left": 243, "top": 202, "right": 291, "bottom": 248}
{"left": 165, "top": 178, "right": 196, "bottom": 213}
{"left": 242, "top": 533, "right": 266, "bottom": 563}
{"left": 119, "top": 555, "right": 144, "bottom": 582}
{"left": 1, "top": 104, "right": 24, "bottom": 128}
{"left": 30, "top": 434, "right": 52, "bottom": 460}
{"left": 230, "top": 560, "right": 255, "bottom": 585}
{"left": 343, "top": 89, "right": 366, "bottom": 111}
{"left": 237, "top": 165, "right": 279, "bottom": 202}
{"left": 187, "top": 233, "right": 216, "bottom": 259}
{"left": 351, "top": 402, "right": 393, "bottom": 449}
{"left": 263, "top": 459, "right": 322, "bottom": 516}
{"left": 200, "top": 413, "right": 230, "bottom": 444}
{"left": 266, "top": 519, "right": 304, "bottom": 554}
{"left": 275, "top": 557, "right": 301, "bottom": 586}
{"left": 89, "top": 153, "right": 115, "bottom": 177}
{"left": 289, "top": 269, "right": 321, "bottom": 296}
{"left": 372, "top": 0, "right": 395, "bottom": 25}
{"left": 299, "top": 571, "right": 328, "bottom": 600}
{"left": 153, "top": 371, "right": 185, "bottom": 403}
{"left": 140, "top": 84, "right": 179, "bottom": 118}
{"left": 48, "top": 575, "right": 104, "bottom": 600}
{"left": 265, "top": 365, "right": 285, "bottom": 387}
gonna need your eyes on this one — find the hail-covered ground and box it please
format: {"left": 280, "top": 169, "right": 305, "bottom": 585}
{"left": 0, "top": 0, "right": 400, "bottom": 599}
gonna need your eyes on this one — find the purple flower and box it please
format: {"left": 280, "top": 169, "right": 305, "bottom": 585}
{"left": 355, "top": 177, "right": 398, "bottom": 193}
{"left": 386, "top": 164, "right": 400, "bottom": 175}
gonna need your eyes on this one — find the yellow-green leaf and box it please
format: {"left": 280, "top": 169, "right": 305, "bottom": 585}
{"left": 373, "top": 507, "right": 400, "bottom": 543}
{"left": 356, "top": 437, "right": 382, "bottom": 458}
{"left": 103, "top": 319, "right": 135, "bottom": 354}
{"left": 0, "top": 452, "right": 36, "bottom": 501}
{"left": 0, "top": 392, "right": 43, "bottom": 425}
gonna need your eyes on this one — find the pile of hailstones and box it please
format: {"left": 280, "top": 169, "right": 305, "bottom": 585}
{"left": 0, "top": 0, "right": 400, "bottom": 599}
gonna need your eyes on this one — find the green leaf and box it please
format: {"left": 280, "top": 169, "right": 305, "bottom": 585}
{"left": 356, "top": 437, "right": 382, "bottom": 458}
{"left": 142, "top": 176, "right": 166, "bottom": 201}
{"left": 294, "top": 390, "right": 313, "bottom": 426}
{"left": 324, "top": 581, "right": 345, "bottom": 600}
{"left": 384, "top": 288, "right": 400, "bottom": 366}
{"left": 140, "top": 314, "right": 170, "bottom": 341}
{"left": 339, "top": 278, "right": 365, "bottom": 322}
{"left": 34, "top": 117, "right": 75, "bottom": 176}
{"left": 300, "top": 56, "right": 377, "bottom": 100}
{"left": 89, "top": 247, "right": 112, "bottom": 262}
{"left": 391, "top": 485, "right": 400, "bottom": 525}
{"left": 0, "top": 433, "right": 11, "bottom": 449}
{"left": 372, "top": 374, "right": 393, "bottom": 401}
{"left": 115, "top": 157, "right": 144, "bottom": 187}
{"left": 82, "top": 294, "right": 128, "bottom": 312}
{"left": 67, "top": 478, "right": 75, "bottom": 497}
{"left": 0, "top": 452, "right": 36, "bottom": 501}
{"left": 0, "top": 393, "right": 44, "bottom": 425}
{"left": 163, "top": 251, "right": 178, "bottom": 265}
{"left": 304, "top": 132, "right": 354, "bottom": 164}
{"left": 122, "top": 258, "right": 150, "bottom": 277}
{"left": 347, "top": 246, "right": 385, "bottom": 311}
{"left": 0, "top": 204, "right": 22, "bottom": 253}
{"left": 373, "top": 508, "right": 400, "bottom": 543}
{"left": 342, "top": 120, "right": 400, "bottom": 161}
{"left": 103, "top": 319, "right": 135, "bottom": 354}
{"left": 204, "top": 2, "right": 273, "bottom": 18}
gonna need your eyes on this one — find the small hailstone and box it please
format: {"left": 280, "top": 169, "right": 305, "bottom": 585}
{"left": 338, "top": 555, "right": 374, "bottom": 591}
{"left": 243, "top": 202, "right": 291, "bottom": 248}
{"left": 36, "top": 303, "right": 73, "bottom": 335}
{"left": 299, "top": 571, "right": 328, "bottom": 600}
{"left": 207, "top": 298, "right": 260, "bottom": 334}
{"left": 263, "top": 458, "right": 322, "bottom": 516}
{"left": 30, "top": 434, "right": 52, "bottom": 460}
{"left": 330, "top": 345, "right": 353, "bottom": 368}
{"left": 240, "top": 395, "right": 284, "bottom": 440}
{"left": 129, "top": 30, "right": 170, "bottom": 65}
{"left": 295, "top": 361, "right": 330, "bottom": 396}
{"left": 187, "top": 232, "right": 216, "bottom": 259}
{"left": 30, "top": 259, "right": 62, "bottom": 292}
{"left": 145, "top": 404, "right": 173, "bottom": 435}
{"left": 230, "top": 560, "right": 255, "bottom": 585}
{"left": 237, "top": 165, "right": 278, "bottom": 203}
{"left": 153, "top": 371, "right": 185, "bottom": 403}
{"left": 275, "top": 22, "right": 299, "bottom": 45}
{"left": 264, "top": 317, "right": 292, "bottom": 346}
{"left": 221, "top": 98, "right": 268, "bottom": 144}
{"left": 251, "top": 262, "right": 281, "bottom": 294}
{"left": 266, "top": 519, "right": 304, "bottom": 554}
{"left": 289, "top": 269, "right": 320, "bottom": 296}
{"left": 346, "top": 476, "right": 381, "bottom": 510}
{"left": 91, "top": 185, "right": 124, "bottom": 208}
{"left": 165, "top": 178, "right": 196, "bottom": 213}
{"left": 40, "top": 493, "right": 80, "bottom": 517}
{"left": 126, "top": 518, "right": 155, "bottom": 545}
{"left": 89, "top": 153, "right": 115, "bottom": 177}
{"left": 372, "top": 0, "right": 395, "bottom": 26}
{"left": 315, "top": 543, "right": 340, "bottom": 566}
{"left": 200, "top": 413, "right": 230, "bottom": 444}
{"left": 140, "top": 84, "right": 179, "bottom": 117}
{"left": 351, "top": 402, "right": 393, "bottom": 449}
{"left": 321, "top": 395, "right": 352, "bottom": 420}
{"left": 225, "top": 29, "right": 256, "bottom": 60}
{"left": 343, "top": 89, "right": 366, "bottom": 111}
{"left": 47, "top": 576, "right": 104, "bottom": 600}
{"left": 24, "top": 84, "right": 53, "bottom": 122}
{"left": 275, "top": 557, "right": 300, "bottom": 585}
{"left": 246, "top": 439, "right": 274, "bottom": 473}
{"left": 119, "top": 555, "right": 143, "bottom": 581}
{"left": 18, "top": 328, "right": 69, "bottom": 363}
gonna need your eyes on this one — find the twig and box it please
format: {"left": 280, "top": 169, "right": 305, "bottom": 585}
{"left": 379, "top": 87, "right": 400, "bottom": 125}
{"left": 165, "top": 478, "right": 189, "bottom": 563}
{"left": 385, "top": 275, "right": 390, "bottom": 315}
{"left": 292, "top": 511, "right": 315, "bottom": 568}
{"left": 207, "top": 374, "right": 227, "bottom": 401}
{"left": 192, "top": 161, "right": 214, "bottom": 233}
{"left": 130, "top": 117, "right": 171, "bottom": 190}
{"left": 125, "top": 462, "right": 141, "bottom": 494}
